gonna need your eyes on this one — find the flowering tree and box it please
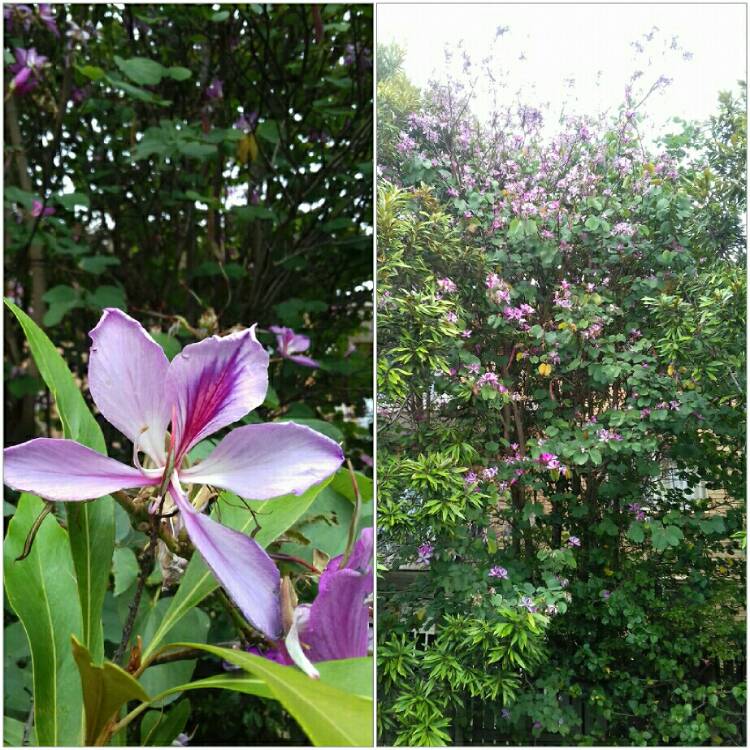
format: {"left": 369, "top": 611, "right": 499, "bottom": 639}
{"left": 377, "top": 39, "right": 745, "bottom": 746}
{"left": 4, "top": 4, "right": 373, "bottom": 746}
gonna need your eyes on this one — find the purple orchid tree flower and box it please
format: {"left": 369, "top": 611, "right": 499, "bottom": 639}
{"left": 4, "top": 5, "right": 33, "bottom": 33}
{"left": 30, "top": 199, "right": 55, "bottom": 218}
{"left": 205, "top": 77, "right": 223, "bottom": 101}
{"left": 37, "top": 3, "right": 59, "bottom": 36}
{"left": 270, "top": 326, "right": 320, "bottom": 368}
{"left": 255, "top": 527, "right": 373, "bottom": 678}
{"left": 234, "top": 111, "right": 258, "bottom": 133}
{"left": 3, "top": 309, "right": 344, "bottom": 639}
{"left": 8, "top": 48, "right": 47, "bottom": 95}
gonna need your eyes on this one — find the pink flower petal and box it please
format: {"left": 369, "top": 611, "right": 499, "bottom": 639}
{"left": 269, "top": 326, "right": 312, "bottom": 356}
{"left": 305, "top": 568, "right": 371, "bottom": 662}
{"left": 3, "top": 438, "right": 158, "bottom": 501}
{"left": 182, "top": 422, "right": 343, "bottom": 499}
{"left": 88, "top": 309, "right": 171, "bottom": 464}
{"left": 166, "top": 327, "right": 268, "bottom": 461}
{"left": 287, "top": 354, "right": 320, "bottom": 368}
{"left": 286, "top": 332, "right": 311, "bottom": 355}
{"left": 11, "top": 67, "right": 32, "bottom": 93}
{"left": 169, "top": 478, "right": 281, "bottom": 638}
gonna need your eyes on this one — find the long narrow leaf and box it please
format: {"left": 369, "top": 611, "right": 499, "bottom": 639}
{"left": 6, "top": 299, "right": 114, "bottom": 663}
{"left": 169, "top": 644, "right": 373, "bottom": 747}
{"left": 4, "top": 494, "right": 85, "bottom": 745}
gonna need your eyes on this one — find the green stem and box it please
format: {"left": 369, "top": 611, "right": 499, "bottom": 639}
{"left": 340, "top": 459, "right": 361, "bottom": 569}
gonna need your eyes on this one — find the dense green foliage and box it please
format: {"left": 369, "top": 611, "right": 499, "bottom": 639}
{"left": 4, "top": 4, "right": 373, "bottom": 746}
{"left": 376, "top": 42, "right": 745, "bottom": 746}
{"left": 5, "top": 2, "right": 373, "bottom": 448}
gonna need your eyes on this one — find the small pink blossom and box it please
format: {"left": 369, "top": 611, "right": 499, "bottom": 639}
{"left": 437, "top": 277, "right": 457, "bottom": 293}
{"left": 489, "top": 566, "right": 508, "bottom": 579}
{"left": 30, "top": 200, "right": 55, "bottom": 218}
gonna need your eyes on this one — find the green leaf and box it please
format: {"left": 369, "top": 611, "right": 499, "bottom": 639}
{"left": 329, "top": 468, "right": 374, "bottom": 504}
{"left": 141, "top": 478, "right": 333, "bottom": 662}
{"left": 4, "top": 494, "right": 85, "bottom": 745}
{"left": 508, "top": 218, "right": 524, "bottom": 240}
{"left": 79, "top": 255, "right": 120, "bottom": 274}
{"left": 5, "top": 300, "right": 115, "bottom": 664}
{"left": 71, "top": 636, "right": 149, "bottom": 745}
{"left": 159, "top": 672, "right": 273, "bottom": 700}
{"left": 4, "top": 185, "right": 35, "bottom": 208}
{"left": 278, "top": 486, "right": 363, "bottom": 563}
{"left": 76, "top": 64, "right": 106, "bottom": 81}
{"left": 3, "top": 716, "right": 28, "bottom": 747}
{"left": 87, "top": 284, "right": 127, "bottom": 311}
{"left": 171, "top": 644, "right": 373, "bottom": 746}
{"left": 627, "top": 521, "right": 645, "bottom": 543}
{"left": 699, "top": 515, "right": 726, "bottom": 534}
{"left": 151, "top": 332, "right": 182, "bottom": 360}
{"left": 140, "top": 699, "right": 191, "bottom": 746}
{"left": 57, "top": 192, "right": 90, "bottom": 210}
{"left": 114, "top": 55, "right": 165, "bottom": 86}
{"left": 5, "top": 620, "right": 34, "bottom": 715}
{"left": 256, "top": 120, "right": 281, "bottom": 143}
{"left": 138, "top": 601, "right": 210, "bottom": 706}
{"left": 234, "top": 204, "right": 276, "bottom": 221}
{"left": 43, "top": 301, "right": 80, "bottom": 327}
{"left": 210, "top": 9, "right": 230, "bottom": 21}
{"left": 650, "top": 521, "right": 684, "bottom": 552}
{"left": 316, "top": 658, "right": 373, "bottom": 699}
{"left": 166, "top": 66, "right": 192, "bottom": 81}
{"left": 150, "top": 658, "right": 371, "bottom": 711}
{"left": 42, "top": 285, "right": 82, "bottom": 326}
{"left": 106, "top": 74, "right": 170, "bottom": 106}
{"left": 262, "top": 384, "right": 280, "bottom": 409}
{"left": 585, "top": 215, "right": 601, "bottom": 231}
{"left": 112, "top": 547, "right": 139, "bottom": 597}
{"left": 176, "top": 140, "right": 218, "bottom": 159}
{"left": 43, "top": 284, "right": 79, "bottom": 305}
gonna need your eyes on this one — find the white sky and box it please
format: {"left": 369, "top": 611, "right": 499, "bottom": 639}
{"left": 377, "top": 2, "right": 747, "bottom": 138}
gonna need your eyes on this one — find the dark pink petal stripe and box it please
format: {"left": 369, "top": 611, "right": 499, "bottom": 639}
{"left": 165, "top": 327, "right": 269, "bottom": 462}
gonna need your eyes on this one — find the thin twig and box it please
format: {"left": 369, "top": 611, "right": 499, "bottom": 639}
{"left": 113, "top": 494, "right": 165, "bottom": 665}
{"left": 269, "top": 552, "right": 321, "bottom": 575}
{"left": 112, "top": 549, "right": 150, "bottom": 666}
